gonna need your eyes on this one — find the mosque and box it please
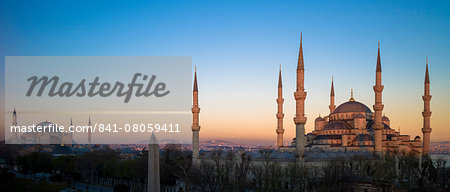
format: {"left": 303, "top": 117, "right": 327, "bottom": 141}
{"left": 8, "top": 109, "right": 77, "bottom": 146}
{"left": 191, "top": 35, "right": 432, "bottom": 163}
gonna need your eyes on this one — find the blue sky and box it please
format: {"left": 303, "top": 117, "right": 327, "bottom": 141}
{"left": 1, "top": 0, "right": 449, "bottom": 143}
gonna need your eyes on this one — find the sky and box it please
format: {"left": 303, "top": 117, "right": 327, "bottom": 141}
{"left": 1, "top": 0, "right": 449, "bottom": 145}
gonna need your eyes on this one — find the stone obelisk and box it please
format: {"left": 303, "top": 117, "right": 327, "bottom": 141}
{"left": 148, "top": 133, "right": 160, "bottom": 192}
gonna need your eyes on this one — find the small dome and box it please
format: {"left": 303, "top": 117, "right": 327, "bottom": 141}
{"left": 36, "top": 121, "right": 54, "bottom": 129}
{"left": 414, "top": 136, "right": 421, "bottom": 141}
{"left": 315, "top": 116, "right": 324, "bottom": 122}
{"left": 323, "top": 121, "right": 350, "bottom": 130}
{"left": 382, "top": 116, "right": 390, "bottom": 121}
{"left": 333, "top": 101, "right": 372, "bottom": 114}
{"left": 355, "top": 114, "right": 365, "bottom": 119}
{"left": 354, "top": 134, "right": 373, "bottom": 141}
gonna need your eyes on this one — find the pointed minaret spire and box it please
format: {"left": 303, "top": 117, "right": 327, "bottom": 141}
{"left": 329, "top": 76, "right": 336, "bottom": 114}
{"left": 373, "top": 42, "right": 384, "bottom": 155}
{"left": 70, "top": 118, "right": 73, "bottom": 126}
{"left": 193, "top": 65, "right": 198, "bottom": 92}
{"left": 330, "top": 76, "right": 335, "bottom": 96}
{"left": 12, "top": 107, "right": 18, "bottom": 143}
{"left": 425, "top": 57, "right": 430, "bottom": 84}
{"left": 376, "top": 41, "right": 382, "bottom": 72}
{"left": 422, "top": 57, "right": 432, "bottom": 156}
{"left": 192, "top": 66, "right": 201, "bottom": 166}
{"left": 278, "top": 64, "right": 283, "bottom": 88}
{"left": 297, "top": 33, "right": 304, "bottom": 70}
{"left": 294, "top": 33, "right": 307, "bottom": 158}
{"left": 276, "top": 65, "right": 285, "bottom": 148}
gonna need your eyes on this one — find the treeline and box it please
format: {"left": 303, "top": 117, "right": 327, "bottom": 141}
{"left": 184, "top": 150, "right": 449, "bottom": 192}
{"left": 2, "top": 144, "right": 450, "bottom": 192}
{"left": 5, "top": 144, "right": 191, "bottom": 191}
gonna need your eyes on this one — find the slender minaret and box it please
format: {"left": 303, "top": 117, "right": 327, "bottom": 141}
{"left": 88, "top": 116, "right": 92, "bottom": 151}
{"left": 12, "top": 108, "right": 18, "bottom": 143}
{"left": 293, "top": 33, "right": 307, "bottom": 157}
{"left": 422, "top": 57, "right": 432, "bottom": 156}
{"left": 148, "top": 133, "right": 160, "bottom": 192}
{"left": 69, "top": 118, "right": 73, "bottom": 146}
{"left": 373, "top": 42, "right": 384, "bottom": 155}
{"left": 192, "top": 66, "right": 201, "bottom": 166}
{"left": 329, "top": 76, "right": 336, "bottom": 114}
{"left": 276, "top": 65, "right": 285, "bottom": 148}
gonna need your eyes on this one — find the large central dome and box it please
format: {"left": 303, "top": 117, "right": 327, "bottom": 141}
{"left": 333, "top": 101, "right": 372, "bottom": 114}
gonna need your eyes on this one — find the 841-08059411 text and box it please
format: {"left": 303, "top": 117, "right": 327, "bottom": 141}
{"left": 10, "top": 123, "right": 180, "bottom": 133}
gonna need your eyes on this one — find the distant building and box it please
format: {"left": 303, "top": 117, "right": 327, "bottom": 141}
{"left": 8, "top": 110, "right": 76, "bottom": 146}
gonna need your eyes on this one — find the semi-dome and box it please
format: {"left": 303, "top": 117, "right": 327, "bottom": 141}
{"left": 323, "top": 121, "right": 350, "bottom": 130}
{"left": 367, "top": 121, "right": 392, "bottom": 130}
{"left": 333, "top": 101, "right": 372, "bottom": 114}
{"left": 382, "top": 115, "right": 390, "bottom": 121}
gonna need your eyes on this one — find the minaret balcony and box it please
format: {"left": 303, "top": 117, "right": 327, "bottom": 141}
{"left": 422, "top": 111, "right": 432, "bottom": 117}
{"left": 192, "top": 125, "right": 201, "bottom": 131}
{"left": 276, "top": 113, "right": 285, "bottom": 118}
{"left": 276, "top": 129, "right": 285, "bottom": 134}
{"left": 421, "top": 128, "right": 432, "bottom": 133}
{"left": 276, "top": 98, "right": 284, "bottom": 103}
{"left": 191, "top": 107, "right": 200, "bottom": 113}
{"left": 294, "top": 91, "right": 307, "bottom": 100}
{"left": 294, "top": 116, "right": 307, "bottom": 124}
{"left": 422, "top": 95, "right": 432, "bottom": 101}
{"left": 373, "top": 104, "right": 384, "bottom": 111}
{"left": 373, "top": 85, "right": 384, "bottom": 92}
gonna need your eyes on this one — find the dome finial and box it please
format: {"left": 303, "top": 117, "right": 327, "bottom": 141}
{"left": 349, "top": 89, "right": 355, "bottom": 101}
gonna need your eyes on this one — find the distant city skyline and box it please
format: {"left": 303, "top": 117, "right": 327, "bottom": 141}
{"left": 1, "top": 1, "right": 450, "bottom": 144}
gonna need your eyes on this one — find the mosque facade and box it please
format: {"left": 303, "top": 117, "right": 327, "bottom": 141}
{"left": 274, "top": 36, "right": 432, "bottom": 156}
{"left": 192, "top": 35, "right": 432, "bottom": 161}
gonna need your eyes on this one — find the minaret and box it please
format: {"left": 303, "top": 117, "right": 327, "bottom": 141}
{"left": 276, "top": 65, "right": 285, "bottom": 148}
{"left": 192, "top": 66, "right": 201, "bottom": 166}
{"left": 329, "top": 76, "right": 336, "bottom": 114}
{"left": 293, "top": 33, "right": 307, "bottom": 157}
{"left": 69, "top": 118, "right": 73, "bottom": 146}
{"left": 88, "top": 116, "right": 92, "bottom": 151}
{"left": 148, "top": 133, "right": 160, "bottom": 192}
{"left": 12, "top": 108, "right": 18, "bottom": 143}
{"left": 373, "top": 42, "right": 384, "bottom": 155}
{"left": 422, "top": 57, "right": 432, "bottom": 156}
